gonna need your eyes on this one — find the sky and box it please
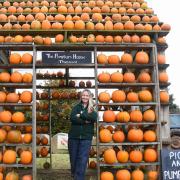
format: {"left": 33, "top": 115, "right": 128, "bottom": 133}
{"left": 148, "top": 0, "right": 180, "bottom": 106}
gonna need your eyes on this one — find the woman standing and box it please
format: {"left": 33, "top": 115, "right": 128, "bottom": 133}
{"left": 68, "top": 89, "right": 97, "bottom": 180}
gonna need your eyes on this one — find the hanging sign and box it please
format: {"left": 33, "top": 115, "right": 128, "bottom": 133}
{"left": 42, "top": 51, "right": 92, "bottom": 64}
{"left": 161, "top": 148, "right": 180, "bottom": 180}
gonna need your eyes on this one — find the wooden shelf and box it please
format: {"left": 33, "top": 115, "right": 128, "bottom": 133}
{"left": 99, "top": 122, "right": 160, "bottom": 125}
{"left": 0, "top": 103, "right": 32, "bottom": 106}
{"left": 99, "top": 142, "right": 160, "bottom": 146}
{"left": 98, "top": 83, "right": 156, "bottom": 88}
{"left": 0, "top": 143, "right": 32, "bottom": 147}
{"left": 98, "top": 102, "right": 158, "bottom": 106}
{"left": 0, "top": 122, "right": 32, "bottom": 126}
{"left": 97, "top": 64, "right": 154, "bottom": 69}
{"left": 0, "top": 83, "right": 33, "bottom": 88}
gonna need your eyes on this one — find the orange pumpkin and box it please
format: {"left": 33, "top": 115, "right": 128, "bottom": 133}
{"left": 129, "top": 150, "right": 143, "bottom": 163}
{"left": 135, "top": 51, "right": 149, "bottom": 64}
{"left": 116, "top": 111, "right": 130, "bottom": 122}
{"left": 0, "top": 72, "right": 11, "bottom": 82}
{"left": 63, "top": 20, "right": 74, "bottom": 30}
{"left": 9, "top": 53, "right": 21, "bottom": 64}
{"left": 44, "top": 37, "right": 52, "bottom": 45}
{"left": 41, "top": 136, "right": 48, "bottom": 145}
{"left": 117, "top": 150, "right": 129, "bottom": 163}
{"left": 55, "top": 34, "right": 64, "bottom": 43}
{"left": 124, "top": 21, "right": 135, "bottom": 30}
{"left": 127, "top": 129, "right": 143, "bottom": 142}
{"left": 103, "top": 110, "right": 116, "bottom": 123}
{"left": 159, "top": 71, "right": 168, "bottom": 83}
{"left": 110, "top": 71, "right": 123, "bottom": 83}
{"left": 104, "top": 149, "right": 117, "bottom": 164}
{"left": 143, "top": 130, "right": 156, "bottom": 142}
{"left": 0, "top": 172, "right": 2, "bottom": 180}
{"left": 116, "top": 169, "right": 131, "bottom": 180}
{"left": 22, "top": 73, "right": 33, "bottom": 83}
{"left": 20, "top": 91, "right": 32, "bottom": 103}
{"left": 97, "top": 54, "right": 108, "bottom": 64}
{"left": 21, "top": 53, "right": 33, "bottom": 64}
{"left": 20, "top": 150, "right": 32, "bottom": 164}
{"left": 98, "top": 92, "right": 111, "bottom": 103}
{"left": 100, "top": 171, "right": 114, "bottom": 180}
{"left": 138, "top": 90, "right": 153, "bottom": 102}
{"left": 131, "top": 169, "right": 144, "bottom": 180}
{"left": 138, "top": 71, "right": 151, "bottom": 83}
{"left": 144, "top": 148, "right": 157, "bottom": 162}
{"left": 0, "top": 91, "right": 7, "bottom": 102}
{"left": 22, "top": 175, "right": 32, "bottom": 180}
{"left": 157, "top": 54, "right": 166, "bottom": 64}
{"left": 7, "top": 130, "right": 22, "bottom": 143}
{"left": 0, "top": 110, "right": 12, "bottom": 123}
{"left": 108, "top": 55, "right": 120, "bottom": 64}
{"left": 12, "top": 112, "right": 25, "bottom": 123}
{"left": 0, "top": 129, "right": 7, "bottom": 143}
{"left": 6, "top": 93, "right": 19, "bottom": 103}
{"left": 111, "top": 90, "right": 126, "bottom": 102}
{"left": 5, "top": 171, "right": 19, "bottom": 180}
{"left": 112, "top": 130, "right": 125, "bottom": 143}
{"left": 3, "top": 150, "right": 16, "bottom": 164}
{"left": 160, "top": 91, "right": 169, "bottom": 103}
{"left": 127, "top": 92, "right": 139, "bottom": 102}
{"left": 98, "top": 72, "right": 111, "bottom": 83}
{"left": 130, "top": 109, "right": 143, "bottom": 122}
{"left": 147, "top": 170, "right": 158, "bottom": 180}
{"left": 23, "top": 134, "right": 32, "bottom": 144}
{"left": 99, "top": 129, "right": 112, "bottom": 143}
{"left": 143, "top": 109, "right": 156, "bottom": 122}
{"left": 123, "top": 72, "right": 135, "bottom": 83}
{"left": 0, "top": 152, "right": 2, "bottom": 162}
{"left": 10, "top": 71, "right": 23, "bottom": 83}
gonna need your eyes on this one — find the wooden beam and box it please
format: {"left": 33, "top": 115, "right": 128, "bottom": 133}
{"left": 0, "top": 50, "right": 9, "bottom": 64}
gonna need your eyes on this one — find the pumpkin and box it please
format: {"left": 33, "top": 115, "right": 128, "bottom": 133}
{"left": 20, "top": 150, "right": 32, "bottom": 164}
{"left": 124, "top": 21, "right": 135, "bottom": 30}
{"left": 129, "top": 150, "right": 143, "bottom": 162}
{"left": 98, "top": 92, "right": 111, "bottom": 103}
{"left": 135, "top": 51, "right": 149, "bottom": 64}
{"left": 40, "top": 147, "right": 49, "bottom": 157}
{"left": 97, "top": 54, "right": 108, "bottom": 64}
{"left": 5, "top": 171, "right": 19, "bottom": 180}
{"left": 63, "top": 20, "right": 74, "bottom": 29}
{"left": 131, "top": 34, "right": 140, "bottom": 43}
{"left": 3, "top": 150, "right": 16, "bottom": 164}
{"left": 34, "top": 35, "right": 44, "bottom": 45}
{"left": 22, "top": 73, "right": 33, "bottom": 83}
{"left": 138, "top": 71, "right": 151, "bottom": 83}
{"left": 98, "top": 72, "right": 111, "bottom": 83}
{"left": 116, "top": 111, "right": 130, "bottom": 122}
{"left": 105, "top": 36, "right": 113, "bottom": 43}
{"left": 131, "top": 169, "right": 144, "bottom": 180}
{"left": 7, "top": 130, "right": 22, "bottom": 143}
{"left": 117, "top": 150, "right": 129, "bottom": 163}
{"left": 116, "top": 169, "right": 131, "bottom": 180}
{"left": 106, "top": 126, "right": 114, "bottom": 133}
{"left": 123, "top": 34, "right": 131, "bottom": 43}
{"left": 159, "top": 71, "right": 168, "bottom": 83}
{"left": 95, "top": 35, "right": 105, "bottom": 42}
{"left": 143, "top": 109, "right": 156, "bottom": 122}
{"left": 0, "top": 152, "right": 2, "bottom": 162}
{"left": 6, "top": 93, "right": 19, "bottom": 103}
{"left": 0, "top": 129, "right": 7, "bottom": 143}
{"left": 110, "top": 71, "right": 123, "bottom": 83}
{"left": 143, "top": 130, "right": 156, "bottom": 142}
{"left": 147, "top": 170, "right": 158, "bottom": 180}
{"left": 86, "top": 21, "right": 95, "bottom": 30}
{"left": 157, "top": 54, "right": 166, "bottom": 64}
{"left": 0, "top": 72, "right": 10, "bottom": 82}
{"left": 103, "top": 149, "right": 117, "bottom": 164}
{"left": 138, "top": 90, "right": 153, "bottom": 102}
{"left": 55, "top": 34, "right": 64, "bottom": 43}
{"left": 160, "top": 91, "right": 169, "bottom": 103}
{"left": 0, "top": 91, "right": 6, "bottom": 102}
{"left": 0, "top": 110, "right": 12, "bottom": 123}
{"left": 130, "top": 109, "right": 143, "bottom": 122}
{"left": 20, "top": 91, "right": 32, "bottom": 103}
{"left": 9, "top": 53, "right": 21, "bottom": 64}
{"left": 111, "top": 90, "right": 126, "bottom": 102}
{"left": 103, "top": 110, "right": 116, "bottom": 122}
{"left": 100, "top": 172, "right": 114, "bottom": 180}
{"left": 10, "top": 71, "right": 23, "bottom": 83}
{"left": 144, "top": 148, "right": 157, "bottom": 162}
{"left": 108, "top": 55, "right": 120, "bottom": 64}
{"left": 127, "top": 92, "right": 139, "bottom": 102}
{"left": 99, "top": 129, "right": 112, "bottom": 143}
{"left": 127, "top": 129, "right": 143, "bottom": 142}
{"left": 112, "top": 130, "right": 125, "bottom": 143}
{"left": 74, "top": 20, "right": 85, "bottom": 30}
{"left": 89, "top": 161, "right": 96, "bottom": 169}
{"left": 23, "top": 134, "right": 32, "bottom": 144}
{"left": 140, "top": 35, "right": 151, "bottom": 43}
{"left": 21, "top": 53, "right": 33, "bottom": 64}
{"left": 44, "top": 37, "right": 52, "bottom": 45}
{"left": 22, "top": 175, "right": 32, "bottom": 180}
{"left": 123, "top": 72, "right": 135, "bottom": 83}
{"left": 161, "top": 23, "right": 171, "bottom": 31}
{"left": 41, "top": 136, "right": 48, "bottom": 145}
{"left": 114, "top": 35, "right": 122, "bottom": 43}
{"left": 0, "top": 172, "right": 2, "bottom": 180}
{"left": 12, "top": 112, "right": 25, "bottom": 123}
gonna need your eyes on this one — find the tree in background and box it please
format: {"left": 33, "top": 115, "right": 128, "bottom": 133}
{"left": 169, "top": 94, "right": 180, "bottom": 113}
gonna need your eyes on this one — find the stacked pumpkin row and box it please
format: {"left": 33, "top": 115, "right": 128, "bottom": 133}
{"left": 0, "top": 171, "right": 32, "bottom": 180}
{"left": 98, "top": 89, "right": 169, "bottom": 103}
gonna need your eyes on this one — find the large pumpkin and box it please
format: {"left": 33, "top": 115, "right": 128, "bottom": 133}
{"left": 144, "top": 148, "right": 157, "bottom": 162}
{"left": 112, "top": 130, "right": 125, "bottom": 143}
{"left": 108, "top": 55, "right": 120, "bottom": 64}
{"left": 117, "top": 150, "right": 129, "bottom": 163}
{"left": 103, "top": 149, "right": 117, "bottom": 164}
{"left": 130, "top": 109, "right": 143, "bottom": 122}
{"left": 9, "top": 53, "right": 21, "bottom": 64}
{"left": 0, "top": 91, "right": 7, "bottom": 102}
{"left": 23, "top": 134, "right": 32, "bottom": 144}
{"left": 129, "top": 150, "right": 143, "bottom": 163}
{"left": 10, "top": 71, "right": 23, "bottom": 83}
{"left": 0, "top": 72, "right": 11, "bottom": 82}
{"left": 99, "top": 129, "right": 112, "bottom": 143}
{"left": 147, "top": 170, "right": 158, "bottom": 180}
{"left": 121, "top": 53, "right": 133, "bottom": 64}
{"left": 20, "top": 150, "right": 32, "bottom": 164}
{"left": 100, "top": 171, "right": 114, "bottom": 180}
{"left": 138, "top": 90, "right": 153, "bottom": 102}
{"left": 12, "top": 112, "right": 25, "bottom": 123}
{"left": 127, "top": 128, "right": 143, "bottom": 142}
{"left": 143, "top": 130, "right": 156, "bottom": 142}
{"left": 160, "top": 91, "right": 169, "bottom": 103}
{"left": 98, "top": 92, "right": 111, "bottom": 103}
{"left": 138, "top": 71, "right": 151, "bottom": 83}
{"left": 111, "top": 90, "right": 126, "bottom": 102}
{"left": 21, "top": 53, "right": 33, "bottom": 64}
{"left": 159, "top": 71, "right": 168, "bottom": 83}
{"left": 97, "top": 54, "right": 107, "bottom": 64}
{"left": 20, "top": 91, "right": 32, "bottom": 103}
{"left": 6, "top": 93, "right": 19, "bottom": 103}
{"left": 143, "top": 109, "right": 156, "bottom": 122}
{"left": 3, "top": 150, "right": 16, "bottom": 164}
{"left": 116, "top": 169, "right": 131, "bottom": 180}
{"left": 5, "top": 171, "right": 19, "bottom": 180}
{"left": 7, "top": 130, "right": 22, "bottom": 143}
{"left": 98, "top": 72, "right": 111, "bottom": 83}
{"left": 127, "top": 92, "right": 139, "bottom": 102}
{"left": 110, "top": 71, "right": 123, "bottom": 83}
{"left": 135, "top": 51, "right": 149, "bottom": 64}
{"left": 116, "top": 111, "right": 130, "bottom": 122}
{"left": 0, "top": 110, "right": 12, "bottom": 123}
{"left": 131, "top": 169, "right": 144, "bottom": 180}
{"left": 103, "top": 110, "right": 116, "bottom": 122}
{"left": 0, "top": 129, "right": 7, "bottom": 143}
{"left": 22, "top": 73, "right": 33, "bottom": 83}
{"left": 123, "top": 72, "right": 135, "bottom": 83}
{"left": 22, "top": 175, "right": 32, "bottom": 180}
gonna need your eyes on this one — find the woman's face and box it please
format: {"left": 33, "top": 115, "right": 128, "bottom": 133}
{"left": 81, "top": 91, "right": 90, "bottom": 104}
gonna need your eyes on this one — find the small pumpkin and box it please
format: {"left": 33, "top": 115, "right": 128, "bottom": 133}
{"left": 98, "top": 72, "right": 111, "bottom": 83}
{"left": 6, "top": 93, "right": 19, "bottom": 103}
{"left": 99, "top": 129, "right": 112, "bottom": 143}
{"left": 103, "top": 110, "right": 116, "bottom": 123}
{"left": 98, "top": 92, "right": 111, "bottom": 103}
{"left": 5, "top": 171, "right": 19, "bottom": 180}
{"left": 22, "top": 175, "right": 32, "bottom": 180}
{"left": 103, "top": 149, "right": 117, "bottom": 164}
{"left": 116, "top": 169, "right": 131, "bottom": 180}
{"left": 144, "top": 148, "right": 157, "bottom": 162}
{"left": 108, "top": 55, "right": 120, "bottom": 64}
{"left": 143, "top": 130, "right": 156, "bottom": 142}
{"left": 130, "top": 109, "right": 142, "bottom": 122}
{"left": 131, "top": 169, "right": 144, "bottom": 180}
{"left": 160, "top": 91, "right": 169, "bottom": 103}
{"left": 3, "top": 150, "right": 16, "bottom": 164}
{"left": 23, "top": 134, "right": 32, "bottom": 144}
{"left": 97, "top": 54, "right": 108, "bottom": 64}
{"left": 147, "top": 170, "right": 158, "bottom": 180}
{"left": 117, "top": 150, "right": 129, "bottom": 163}
{"left": 20, "top": 91, "right": 32, "bottom": 103}
{"left": 0, "top": 72, "right": 11, "bottom": 82}
{"left": 135, "top": 51, "right": 149, "bottom": 64}
{"left": 20, "top": 150, "right": 32, "bottom": 164}
{"left": 0, "top": 129, "right": 7, "bottom": 143}
{"left": 21, "top": 53, "right": 33, "bottom": 64}
{"left": 143, "top": 109, "right": 156, "bottom": 122}
{"left": 138, "top": 71, "right": 151, "bottom": 83}
{"left": 138, "top": 90, "right": 153, "bottom": 102}
{"left": 0, "top": 91, "right": 7, "bottom": 102}
{"left": 100, "top": 171, "right": 114, "bottom": 180}
{"left": 123, "top": 72, "right": 135, "bottom": 83}
{"left": 0, "top": 110, "right": 12, "bottom": 123}
{"left": 10, "top": 71, "right": 23, "bottom": 83}
{"left": 22, "top": 73, "right": 33, "bottom": 83}
{"left": 12, "top": 112, "right": 25, "bottom": 123}
{"left": 7, "top": 130, "right": 22, "bottom": 143}
{"left": 110, "top": 71, "right": 123, "bottom": 83}
{"left": 127, "top": 128, "right": 143, "bottom": 142}
{"left": 111, "top": 90, "right": 126, "bottom": 102}
{"left": 159, "top": 71, "right": 168, "bottom": 83}
{"left": 9, "top": 53, "right": 21, "bottom": 64}
{"left": 116, "top": 111, "right": 130, "bottom": 122}
{"left": 127, "top": 92, "right": 139, "bottom": 102}
{"left": 112, "top": 130, "right": 125, "bottom": 143}
{"left": 129, "top": 150, "right": 143, "bottom": 163}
